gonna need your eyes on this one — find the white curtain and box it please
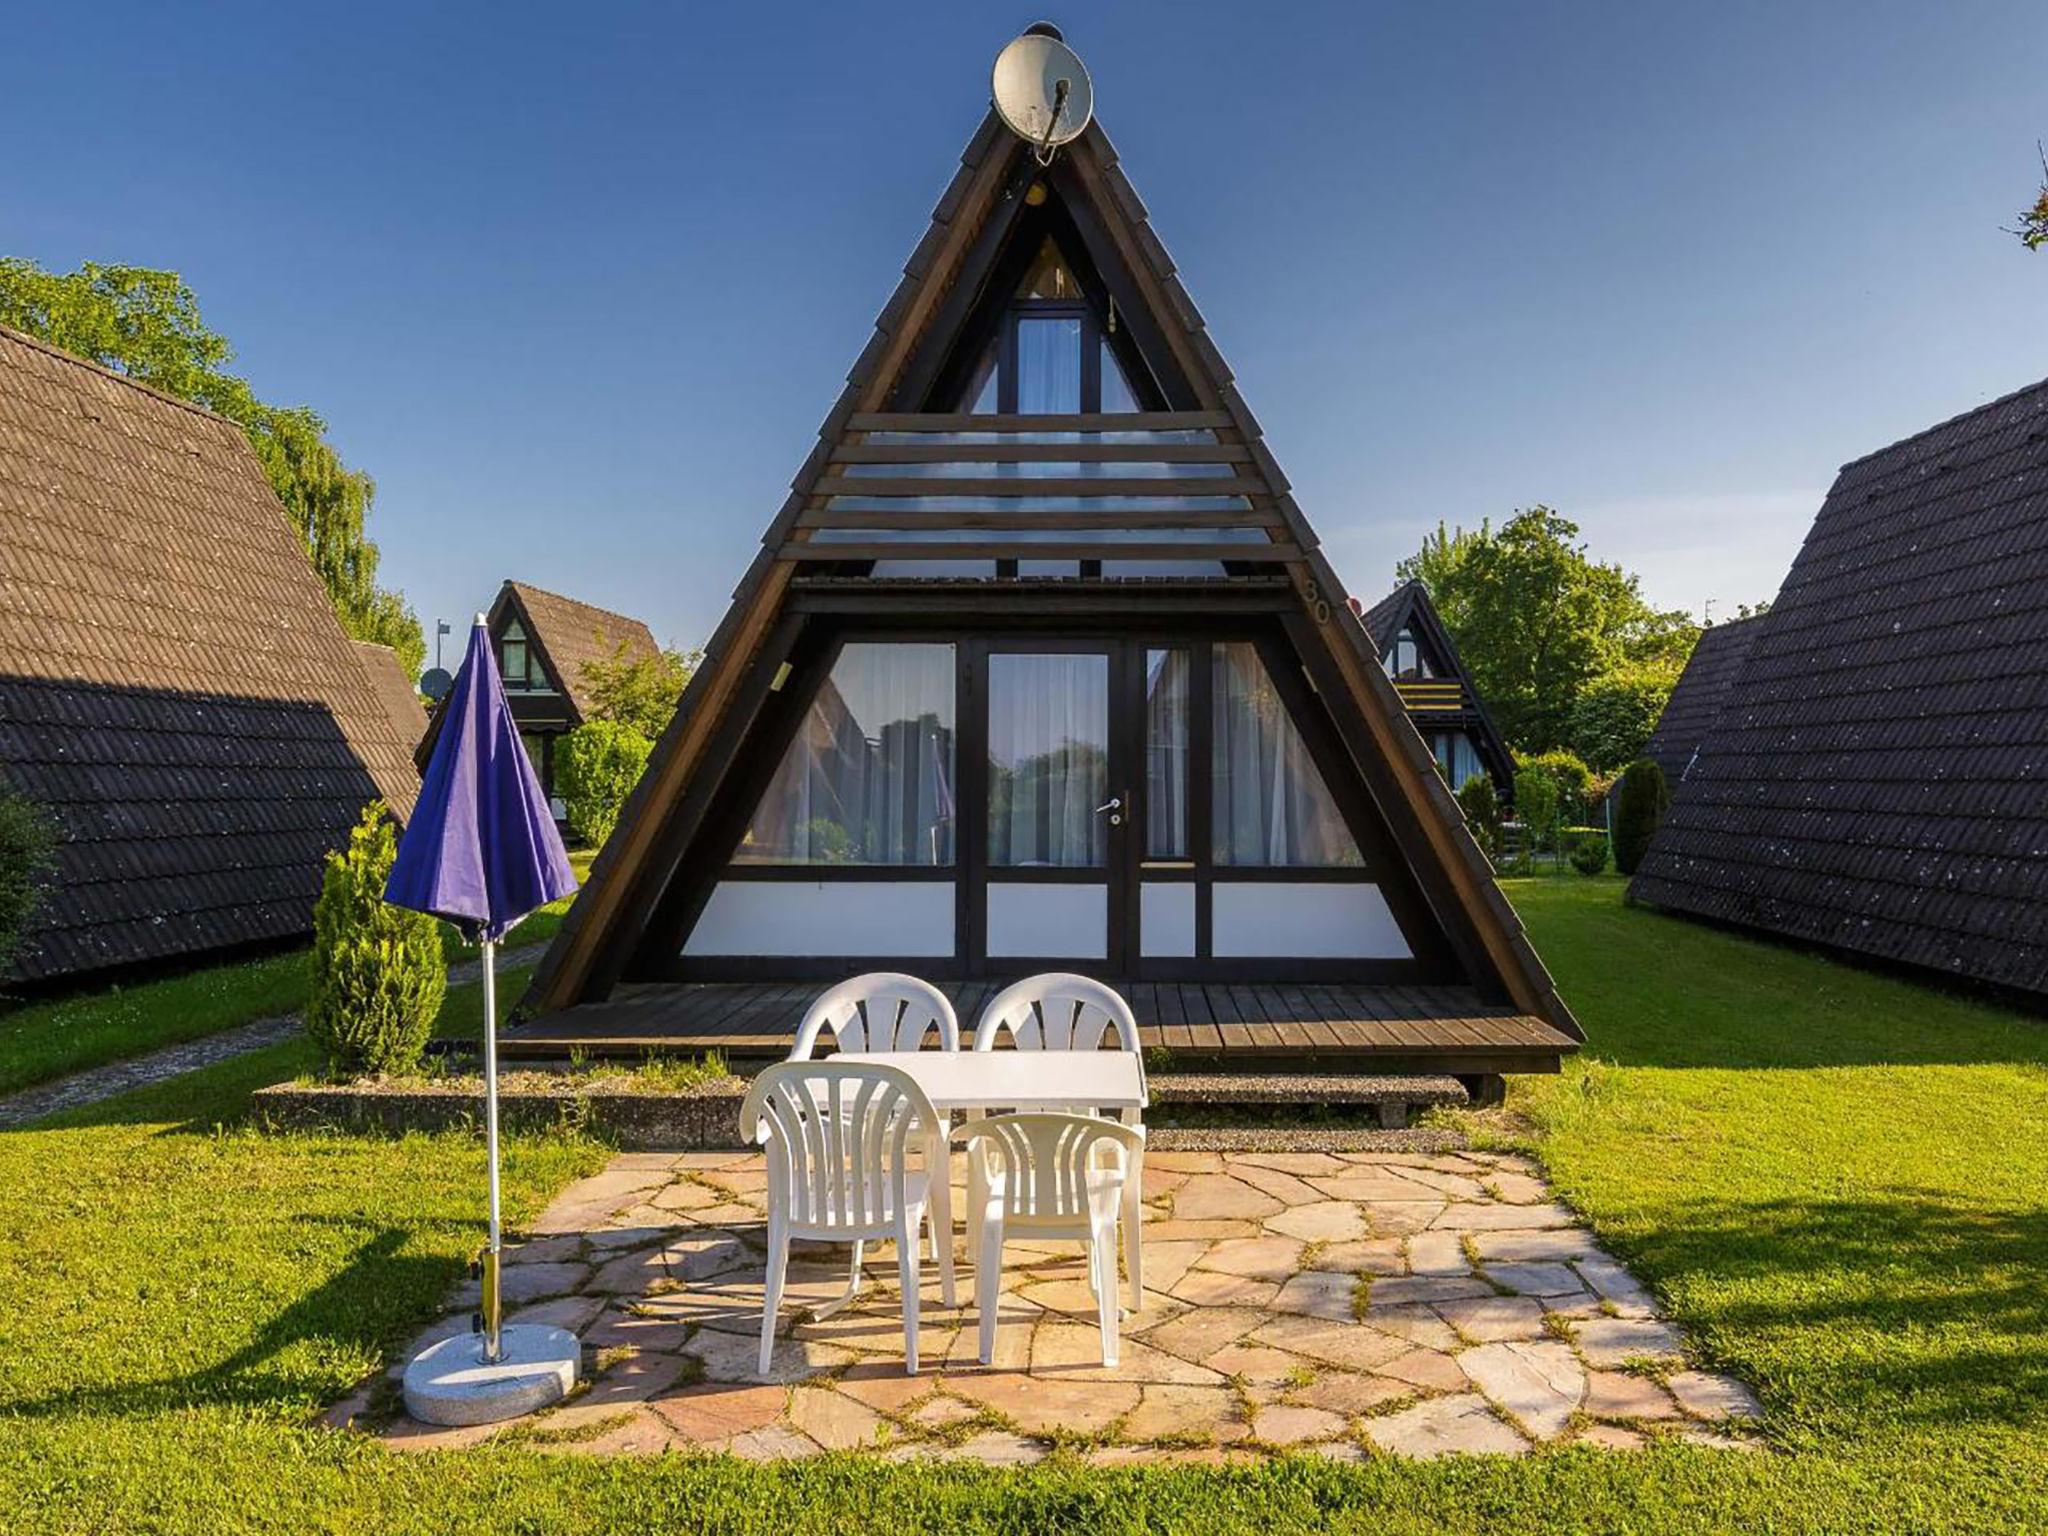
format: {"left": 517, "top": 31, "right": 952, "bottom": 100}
{"left": 1016, "top": 318, "right": 1082, "bottom": 414}
{"left": 738, "top": 643, "right": 955, "bottom": 865}
{"left": 1211, "top": 643, "right": 1361, "bottom": 867}
{"left": 1145, "top": 648, "right": 1190, "bottom": 859}
{"left": 988, "top": 653, "right": 1108, "bottom": 867}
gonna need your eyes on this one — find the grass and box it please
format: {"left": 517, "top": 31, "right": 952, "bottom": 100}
{"left": 1, "top": 874, "right": 2046, "bottom": 1530}
{"left": 0, "top": 849, "right": 591, "bottom": 1099}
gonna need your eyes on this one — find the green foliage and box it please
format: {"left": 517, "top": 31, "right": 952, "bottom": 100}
{"left": 1518, "top": 748, "right": 1594, "bottom": 817}
{"left": 1454, "top": 772, "right": 1503, "bottom": 860}
{"left": 0, "top": 789, "right": 57, "bottom": 977}
{"left": 303, "top": 803, "right": 445, "bottom": 1076}
{"left": 1567, "top": 662, "right": 1680, "bottom": 772}
{"left": 1568, "top": 832, "right": 1610, "bottom": 874}
{"left": 556, "top": 720, "right": 653, "bottom": 846}
{"left": 1512, "top": 765, "right": 1560, "bottom": 852}
{"left": 1612, "top": 756, "right": 1671, "bottom": 875}
{"left": 579, "top": 641, "right": 698, "bottom": 739}
{"left": 2015, "top": 146, "right": 2048, "bottom": 249}
{"left": 0, "top": 259, "right": 424, "bottom": 678}
{"left": 1398, "top": 506, "right": 1698, "bottom": 753}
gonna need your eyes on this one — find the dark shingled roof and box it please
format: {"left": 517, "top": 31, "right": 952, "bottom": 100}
{"left": 501, "top": 581, "right": 660, "bottom": 725}
{"left": 1630, "top": 375, "right": 2048, "bottom": 997}
{"left": 1641, "top": 613, "right": 1765, "bottom": 787}
{"left": 0, "top": 325, "right": 420, "bottom": 983}
{"left": 352, "top": 641, "right": 429, "bottom": 753}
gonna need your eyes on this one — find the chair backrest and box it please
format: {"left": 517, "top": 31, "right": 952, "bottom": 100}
{"left": 791, "top": 973, "right": 959, "bottom": 1059}
{"left": 741, "top": 1062, "right": 939, "bottom": 1231}
{"left": 973, "top": 973, "right": 1139, "bottom": 1053}
{"left": 955, "top": 1112, "right": 1145, "bottom": 1224}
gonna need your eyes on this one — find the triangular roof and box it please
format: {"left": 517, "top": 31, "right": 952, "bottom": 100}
{"left": 1639, "top": 613, "right": 1764, "bottom": 788}
{"left": 525, "top": 102, "right": 1577, "bottom": 1039}
{"left": 352, "top": 640, "right": 429, "bottom": 752}
{"left": 1357, "top": 580, "right": 1518, "bottom": 795}
{"left": 1632, "top": 375, "right": 2048, "bottom": 997}
{"left": 0, "top": 324, "right": 419, "bottom": 982}
{"left": 494, "top": 581, "right": 660, "bottom": 724}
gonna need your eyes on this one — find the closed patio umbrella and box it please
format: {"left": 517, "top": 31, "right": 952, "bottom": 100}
{"left": 386, "top": 615, "right": 579, "bottom": 1425}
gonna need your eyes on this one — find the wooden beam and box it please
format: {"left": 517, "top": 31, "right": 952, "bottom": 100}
{"left": 796, "top": 508, "right": 1286, "bottom": 530}
{"left": 779, "top": 540, "right": 1300, "bottom": 562}
{"left": 847, "top": 411, "right": 1231, "bottom": 433}
{"left": 811, "top": 475, "right": 1264, "bottom": 498}
{"left": 830, "top": 441, "right": 1250, "bottom": 464}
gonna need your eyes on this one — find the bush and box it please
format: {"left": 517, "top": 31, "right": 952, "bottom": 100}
{"left": 1518, "top": 749, "right": 1594, "bottom": 819}
{"left": 1613, "top": 757, "right": 1672, "bottom": 875}
{"left": 0, "top": 790, "right": 57, "bottom": 975}
{"left": 1568, "top": 665, "right": 1678, "bottom": 773}
{"left": 557, "top": 720, "right": 653, "bottom": 847}
{"left": 1513, "top": 766, "right": 1560, "bottom": 853}
{"left": 1569, "top": 834, "right": 1610, "bottom": 875}
{"left": 304, "top": 803, "right": 446, "bottom": 1076}
{"left": 1454, "top": 773, "right": 1503, "bottom": 862}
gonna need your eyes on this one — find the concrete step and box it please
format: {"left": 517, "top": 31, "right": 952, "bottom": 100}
{"left": 1149, "top": 1072, "right": 1470, "bottom": 1129}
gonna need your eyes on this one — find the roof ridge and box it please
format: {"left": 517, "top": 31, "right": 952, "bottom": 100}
{"left": 1834, "top": 371, "right": 2048, "bottom": 475}
{"left": 0, "top": 322, "right": 244, "bottom": 429}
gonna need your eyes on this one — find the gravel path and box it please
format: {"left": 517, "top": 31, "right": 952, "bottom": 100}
{"left": 0, "top": 943, "right": 550, "bottom": 1131}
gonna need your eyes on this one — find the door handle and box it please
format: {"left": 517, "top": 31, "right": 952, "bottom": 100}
{"left": 1096, "top": 795, "right": 1123, "bottom": 827}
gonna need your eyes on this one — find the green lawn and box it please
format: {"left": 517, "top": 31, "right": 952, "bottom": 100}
{"left": 0, "top": 850, "right": 588, "bottom": 1098}
{"left": 1, "top": 876, "right": 2045, "bottom": 1531}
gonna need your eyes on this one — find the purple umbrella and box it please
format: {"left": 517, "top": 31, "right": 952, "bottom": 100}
{"left": 388, "top": 616, "right": 576, "bottom": 1369}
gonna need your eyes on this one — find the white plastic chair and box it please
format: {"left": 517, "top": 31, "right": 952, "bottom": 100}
{"left": 790, "top": 973, "right": 959, "bottom": 1058}
{"left": 953, "top": 1112, "right": 1146, "bottom": 1367}
{"left": 971, "top": 973, "right": 1146, "bottom": 1307}
{"left": 740, "top": 1061, "right": 956, "bottom": 1375}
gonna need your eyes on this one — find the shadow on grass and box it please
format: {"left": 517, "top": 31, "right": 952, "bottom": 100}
{"left": 1618, "top": 1192, "right": 2048, "bottom": 1437}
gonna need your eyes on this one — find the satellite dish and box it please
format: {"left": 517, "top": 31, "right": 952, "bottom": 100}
{"left": 419, "top": 667, "right": 454, "bottom": 702}
{"left": 992, "top": 27, "right": 1093, "bottom": 162}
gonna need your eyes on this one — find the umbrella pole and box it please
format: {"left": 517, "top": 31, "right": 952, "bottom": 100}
{"left": 481, "top": 936, "right": 504, "bottom": 1365}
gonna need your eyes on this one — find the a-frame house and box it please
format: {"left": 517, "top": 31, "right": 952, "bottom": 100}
{"left": 516, "top": 40, "right": 1580, "bottom": 1085}
{"left": 1358, "top": 581, "right": 1517, "bottom": 803}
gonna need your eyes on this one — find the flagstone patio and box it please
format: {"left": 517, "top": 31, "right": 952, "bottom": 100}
{"left": 352, "top": 1147, "right": 1761, "bottom": 1463}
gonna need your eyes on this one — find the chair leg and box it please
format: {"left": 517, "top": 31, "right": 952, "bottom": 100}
{"left": 898, "top": 1216, "right": 923, "bottom": 1376}
{"left": 1090, "top": 1228, "right": 1119, "bottom": 1368}
{"left": 1122, "top": 1156, "right": 1145, "bottom": 1312}
{"left": 930, "top": 1154, "right": 958, "bottom": 1308}
{"left": 977, "top": 1218, "right": 1005, "bottom": 1365}
{"left": 811, "top": 1239, "right": 865, "bottom": 1321}
{"left": 760, "top": 1212, "right": 790, "bottom": 1378}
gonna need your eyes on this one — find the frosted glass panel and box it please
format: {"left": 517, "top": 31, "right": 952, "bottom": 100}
{"left": 686, "top": 881, "right": 955, "bottom": 957}
{"left": 1212, "top": 883, "right": 1407, "bottom": 959}
{"left": 987, "top": 883, "right": 1107, "bottom": 958}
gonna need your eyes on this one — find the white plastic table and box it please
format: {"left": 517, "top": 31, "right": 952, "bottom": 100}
{"left": 858, "top": 1049, "right": 1149, "bottom": 1307}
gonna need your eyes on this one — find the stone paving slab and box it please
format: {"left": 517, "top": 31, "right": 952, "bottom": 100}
{"left": 352, "top": 1144, "right": 1762, "bottom": 1462}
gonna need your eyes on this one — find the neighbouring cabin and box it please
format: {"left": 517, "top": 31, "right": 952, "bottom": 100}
{"left": 1357, "top": 581, "right": 1516, "bottom": 803}
{"left": 1633, "top": 376, "right": 2048, "bottom": 1001}
{"left": 514, "top": 45, "right": 1581, "bottom": 1084}
{"left": 420, "top": 581, "right": 660, "bottom": 821}
{"left": 1639, "top": 613, "right": 1763, "bottom": 789}
{"left": 0, "top": 326, "right": 420, "bottom": 984}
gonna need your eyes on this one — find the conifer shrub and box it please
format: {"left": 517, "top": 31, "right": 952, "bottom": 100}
{"left": 1612, "top": 758, "right": 1672, "bottom": 875}
{"left": 557, "top": 720, "right": 653, "bottom": 848}
{"left": 304, "top": 802, "right": 445, "bottom": 1076}
{"left": 1569, "top": 833, "right": 1610, "bottom": 875}
{"left": 1455, "top": 773, "right": 1503, "bottom": 862}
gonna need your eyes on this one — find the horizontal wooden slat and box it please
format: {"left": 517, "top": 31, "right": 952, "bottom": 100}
{"left": 846, "top": 411, "right": 1233, "bottom": 433}
{"left": 780, "top": 541, "right": 1300, "bottom": 562}
{"left": 797, "top": 508, "right": 1284, "bottom": 530}
{"left": 832, "top": 441, "right": 1249, "bottom": 464}
{"left": 812, "top": 476, "right": 1267, "bottom": 498}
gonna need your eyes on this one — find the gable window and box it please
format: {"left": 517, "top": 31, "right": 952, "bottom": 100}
{"left": 1388, "top": 629, "right": 1431, "bottom": 680}
{"left": 500, "top": 623, "right": 533, "bottom": 690}
{"left": 963, "top": 236, "right": 1145, "bottom": 416}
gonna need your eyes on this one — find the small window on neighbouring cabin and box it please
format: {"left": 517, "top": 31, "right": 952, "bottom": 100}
{"left": 500, "top": 624, "right": 531, "bottom": 689}
{"left": 736, "top": 642, "right": 957, "bottom": 866}
{"left": 1389, "top": 629, "right": 1430, "bottom": 679}
{"left": 1016, "top": 236, "right": 1083, "bottom": 300}
{"left": 1212, "top": 642, "right": 1362, "bottom": 868}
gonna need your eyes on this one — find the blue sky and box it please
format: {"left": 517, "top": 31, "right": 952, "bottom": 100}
{"left": 8, "top": 2, "right": 2045, "bottom": 658}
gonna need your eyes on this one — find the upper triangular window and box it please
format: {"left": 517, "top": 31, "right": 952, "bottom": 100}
{"left": 1015, "top": 237, "right": 1084, "bottom": 301}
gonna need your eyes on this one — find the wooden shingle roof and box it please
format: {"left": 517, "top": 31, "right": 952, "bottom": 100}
{"left": 1630, "top": 376, "right": 2048, "bottom": 997}
{"left": 1639, "top": 614, "right": 1764, "bottom": 788}
{"left": 498, "top": 581, "right": 659, "bottom": 725}
{"left": 0, "top": 325, "right": 420, "bottom": 982}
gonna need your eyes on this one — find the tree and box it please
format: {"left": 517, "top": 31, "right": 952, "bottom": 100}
{"left": 1398, "top": 507, "right": 1697, "bottom": 754}
{"left": 0, "top": 259, "right": 425, "bottom": 678}
{"left": 1612, "top": 758, "right": 1672, "bottom": 876}
{"left": 2014, "top": 145, "right": 2048, "bottom": 249}
{"left": 1567, "top": 662, "right": 1681, "bottom": 773}
{"left": 304, "top": 803, "right": 445, "bottom": 1076}
{"left": 580, "top": 641, "right": 698, "bottom": 740}
{"left": 1454, "top": 773, "right": 1503, "bottom": 863}
{"left": 1513, "top": 765, "right": 1560, "bottom": 855}
{"left": 1518, "top": 749, "right": 1594, "bottom": 822}
{"left": 556, "top": 720, "right": 654, "bottom": 847}
{"left": 0, "top": 789, "right": 56, "bottom": 977}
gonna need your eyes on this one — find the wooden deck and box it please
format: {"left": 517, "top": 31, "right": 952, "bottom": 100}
{"left": 504, "top": 981, "right": 1577, "bottom": 1076}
